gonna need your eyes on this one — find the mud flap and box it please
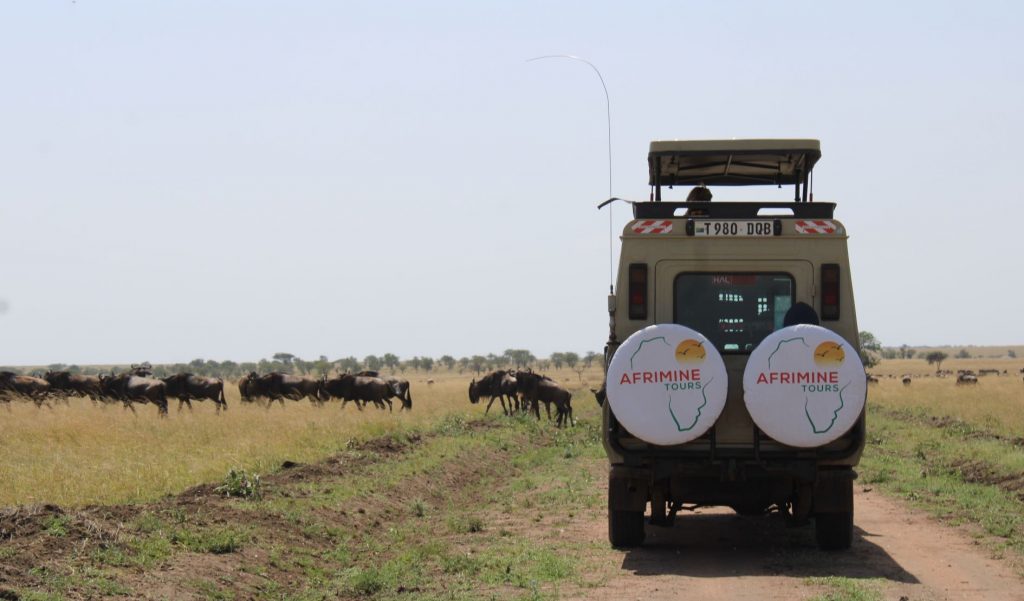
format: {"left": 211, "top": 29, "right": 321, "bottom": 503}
{"left": 608, "top": 466, "right": 650, "bottom": 512}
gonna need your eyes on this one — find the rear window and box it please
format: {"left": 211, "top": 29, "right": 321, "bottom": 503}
{"left": 673, "top": 273, "right": 795, "bottom": 353}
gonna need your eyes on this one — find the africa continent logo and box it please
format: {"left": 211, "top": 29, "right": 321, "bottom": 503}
{"left": 609, "top": 324, "right": 729, "bottom": 447}
{"left": 626, "top": 336, "right": 712, "bottom": 432}
{"left": 766, "top": 338, "right": 849, "bottom": 434}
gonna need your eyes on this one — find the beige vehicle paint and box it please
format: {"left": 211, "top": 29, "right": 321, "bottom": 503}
{"left": 601, "top": 139, "right": 864, "bottom": 550}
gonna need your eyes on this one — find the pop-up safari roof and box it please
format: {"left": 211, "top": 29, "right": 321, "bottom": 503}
{"left": 634, "top": 139, "right": 828, "bottom": 218}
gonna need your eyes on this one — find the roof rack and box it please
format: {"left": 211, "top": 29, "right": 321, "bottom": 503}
{"left": 648, "top": 139, "right": 821, "bottom": 203}
{"left": 633, "top": 201, "right": 835, "bottom": 220}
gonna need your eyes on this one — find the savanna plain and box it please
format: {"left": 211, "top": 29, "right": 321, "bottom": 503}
{"left": 2, "top": 358, "right": 1024, "bottom": 600}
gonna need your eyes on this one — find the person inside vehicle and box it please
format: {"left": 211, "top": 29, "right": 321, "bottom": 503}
{"left": 685, "top": 184, "right": 712, "bottom": 216}
{"left": 687, "top": 185, "right": 713, "bottom": 202}
{"left": 783, "top": 301, "right": 820, "bottom": 327}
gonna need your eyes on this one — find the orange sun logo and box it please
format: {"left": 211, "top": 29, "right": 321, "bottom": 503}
{"left": 675, "top": 339, "right": 706, "bottom": 363}
{"left": 814, "top": 342, "right": 845, "bottom": 366}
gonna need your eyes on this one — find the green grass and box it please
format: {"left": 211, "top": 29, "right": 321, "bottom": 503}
{"left": 7, "top": 404, "right": 609, "bottom": 600}
{"left": 805, "top": 576, "right": 884, "bottom": 601}
{"left": 860, "top": 405, "right": 1024, "bottom": 557}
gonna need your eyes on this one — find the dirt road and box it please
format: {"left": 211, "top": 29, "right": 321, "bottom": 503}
{"left": 564, "top": 487, "right": 1024, "bottom": 601}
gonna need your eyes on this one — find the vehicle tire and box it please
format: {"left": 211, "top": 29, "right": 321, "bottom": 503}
{"left": 815, "top": 511, "right": 853, "bottom": 550}
{"left": 609, "top": 509, "right": 645, "bottom": 548}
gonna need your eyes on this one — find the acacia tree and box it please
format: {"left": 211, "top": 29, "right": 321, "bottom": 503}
{"left": 925, "top": 351, "right": 949, "bottom": 372}
{"left": 563, "top": 352, "right": 580, "bottom": 369}
{"left": 382, "top": 354, "right": 400, "bottom": 371}
{"left": 439, "top": 355, "right": 456, "bottom": 371}
{"left": 273, "top": 353, "right": 296, "bottom": 366}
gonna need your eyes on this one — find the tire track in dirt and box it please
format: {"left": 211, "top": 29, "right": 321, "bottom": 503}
{"left": 563, "top": 487, "right": 1024, "bottom": 601}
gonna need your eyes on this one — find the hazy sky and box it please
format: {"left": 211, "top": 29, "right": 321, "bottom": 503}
{"left": 2, "top": 1, "right": 1022, "bottom": 366}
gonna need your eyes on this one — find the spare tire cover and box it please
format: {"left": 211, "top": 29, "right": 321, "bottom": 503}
{"left": 743, "top": 324, "right": 866, "bottom": 448}
{"left": 607, "top": 324, "right": 728, "bottom": 446}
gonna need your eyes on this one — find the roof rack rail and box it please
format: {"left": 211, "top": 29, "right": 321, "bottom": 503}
{"left": 633, "top": 201, "right": 835, "bottom": 220}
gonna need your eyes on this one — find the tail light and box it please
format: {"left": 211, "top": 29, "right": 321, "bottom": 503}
{"left": 628, "top": 263, "right": 648, "bottom": 320}
{"left": 821, "top": 264, "right": 840, "bottom": 320}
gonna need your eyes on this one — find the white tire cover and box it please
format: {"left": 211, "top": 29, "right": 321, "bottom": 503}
{"left": 743, "top": 324, "right": 866, "bottom": 448}
{"left": 607, "top": 324, "right": 728, "bottom": 446}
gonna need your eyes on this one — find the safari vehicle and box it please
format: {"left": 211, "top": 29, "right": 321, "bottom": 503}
{"left": 602, "top": 139, "right": 864, "bottom": 550}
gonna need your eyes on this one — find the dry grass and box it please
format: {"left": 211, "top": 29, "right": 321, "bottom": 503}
{"left": 0, "top": 367, "right": 605, "bottom": 508}
{"left": 867, "top": 359, "right": 1024, "bottom": 437}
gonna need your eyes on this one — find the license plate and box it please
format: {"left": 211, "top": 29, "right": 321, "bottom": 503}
{"left": 693, "top": 220, "right": 774, "bottom": 237}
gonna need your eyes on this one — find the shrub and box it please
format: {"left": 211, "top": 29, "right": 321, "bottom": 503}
{"left": 215, "top": 468, "right": 262, "bottom": 500}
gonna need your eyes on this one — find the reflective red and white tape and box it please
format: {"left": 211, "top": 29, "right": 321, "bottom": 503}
{"left": 794, "top": 220, "right": 837, "bottom": 234}
{"left": 631, "top": 220, "right": 673, "bottom": 234}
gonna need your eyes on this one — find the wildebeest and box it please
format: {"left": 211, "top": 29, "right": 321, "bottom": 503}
{"left": 162, "top": 373, "right": 227, "bottom": 412}
{"left": 0, "top": 371, "right": 52, "bottom": 407}
{"left": 515, "top": 370, "right": 573, "bottom": 427}
{"left": 355, "top": 371, "right": 412, "bottom": 410}
{"left": 44, "top": 371, "right": 104, "bottom": 403}
{"left": 129, "top": 363, "right": 154, "bottom": 377}
{"left": 956, "top": 373, "right": 978, "bottom": 385}
{"left": 469, "top": 370, "right": 518, "bottom": 415}
{"left": 382, "top": 376, "right": 412, "bottom": 410}
{"left": 100, "top": 373, "right": 168, "bottom": 415}
{"left": 264, "top": 372, "right": 324, "bottom": 406}
{"left": 902, "top": 376, "right": 912, "bottom": 386}
{"left": 324, "top": 374, "right": 402, "bottom": 411}
{"left": 867, "top": 375, "right": 880, "bottom": 384}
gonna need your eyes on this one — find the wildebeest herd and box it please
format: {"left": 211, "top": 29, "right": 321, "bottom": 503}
{"left": 239, "top": 370, "right": 412, "bottom": 412}
{"left": 0, "top": 365, "right": 412, "bottom": 416}
{"left": 468, "top": 369, "right": 574, "bottom": 427}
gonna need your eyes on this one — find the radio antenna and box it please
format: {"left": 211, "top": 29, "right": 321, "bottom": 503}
{"left": 527, "top": 54, "right": 614, "bottom": 294}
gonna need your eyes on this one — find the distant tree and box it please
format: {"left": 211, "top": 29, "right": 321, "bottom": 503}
{"left": 273, "top": 353, "right": 296, "bottom": 366}
{"left": 881, "top": 348, "right": 898, "bottom": 360}
{"left": 1009, "top": 349, "right": 1017, "bottom": 359}
{"left": 420, "top": 357, "right": 434, "bottom": 373}
{"left": 504, "top": 349, "right": 535, "bottom": 369}
{"left": 457, "top": 356, "right": 470, "bottom": 373}
{"left": 470, "top": 355, "right": 487, "bottom": 375}
{"left": 220, "top": 360, "right": 239, "bottom": 378}
{"left": 858, "top": 331, "right": 882, "bottom": 369}
{"left": 955, "top": 348, "right": 970, "bottom": 359}
{"left": 905, "top": 348, "right": 916, "bottom": 360}
{"left": 550, "top": 352, "right": 565, "bottom": 369}
{"left": 239, "top": 362, "right": 258, "bottom": 375}
{"left": 563, "top": 352, "right": 580, "bottom": 369}
{"left": 584, "top": 351, "right": 600, "bottom": 368}
{"left": 47, "top": 363, "right": 67, "bottom": 372}
{"left": 313, "top": 356, "right": 331, "bottom": 378}
{"left": 382, "top": 353, "right": 400, "bottom": 371}
{"left": 335, "top": 356, "right": 360, "bottom": 374}
{"left": 364, "top": 355, "right": 383, "bottom": 372}
{"left": 406, "top": 357, "right": 422, "bottom": 372}
{"left": 925, "top": 351, "right": 948, "bottom": 372}
{"left": 439, "top": 355, "right": 456, "bottom": 371}
{"left": 189, "top": 358, "right": 207, "bottom": 375}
